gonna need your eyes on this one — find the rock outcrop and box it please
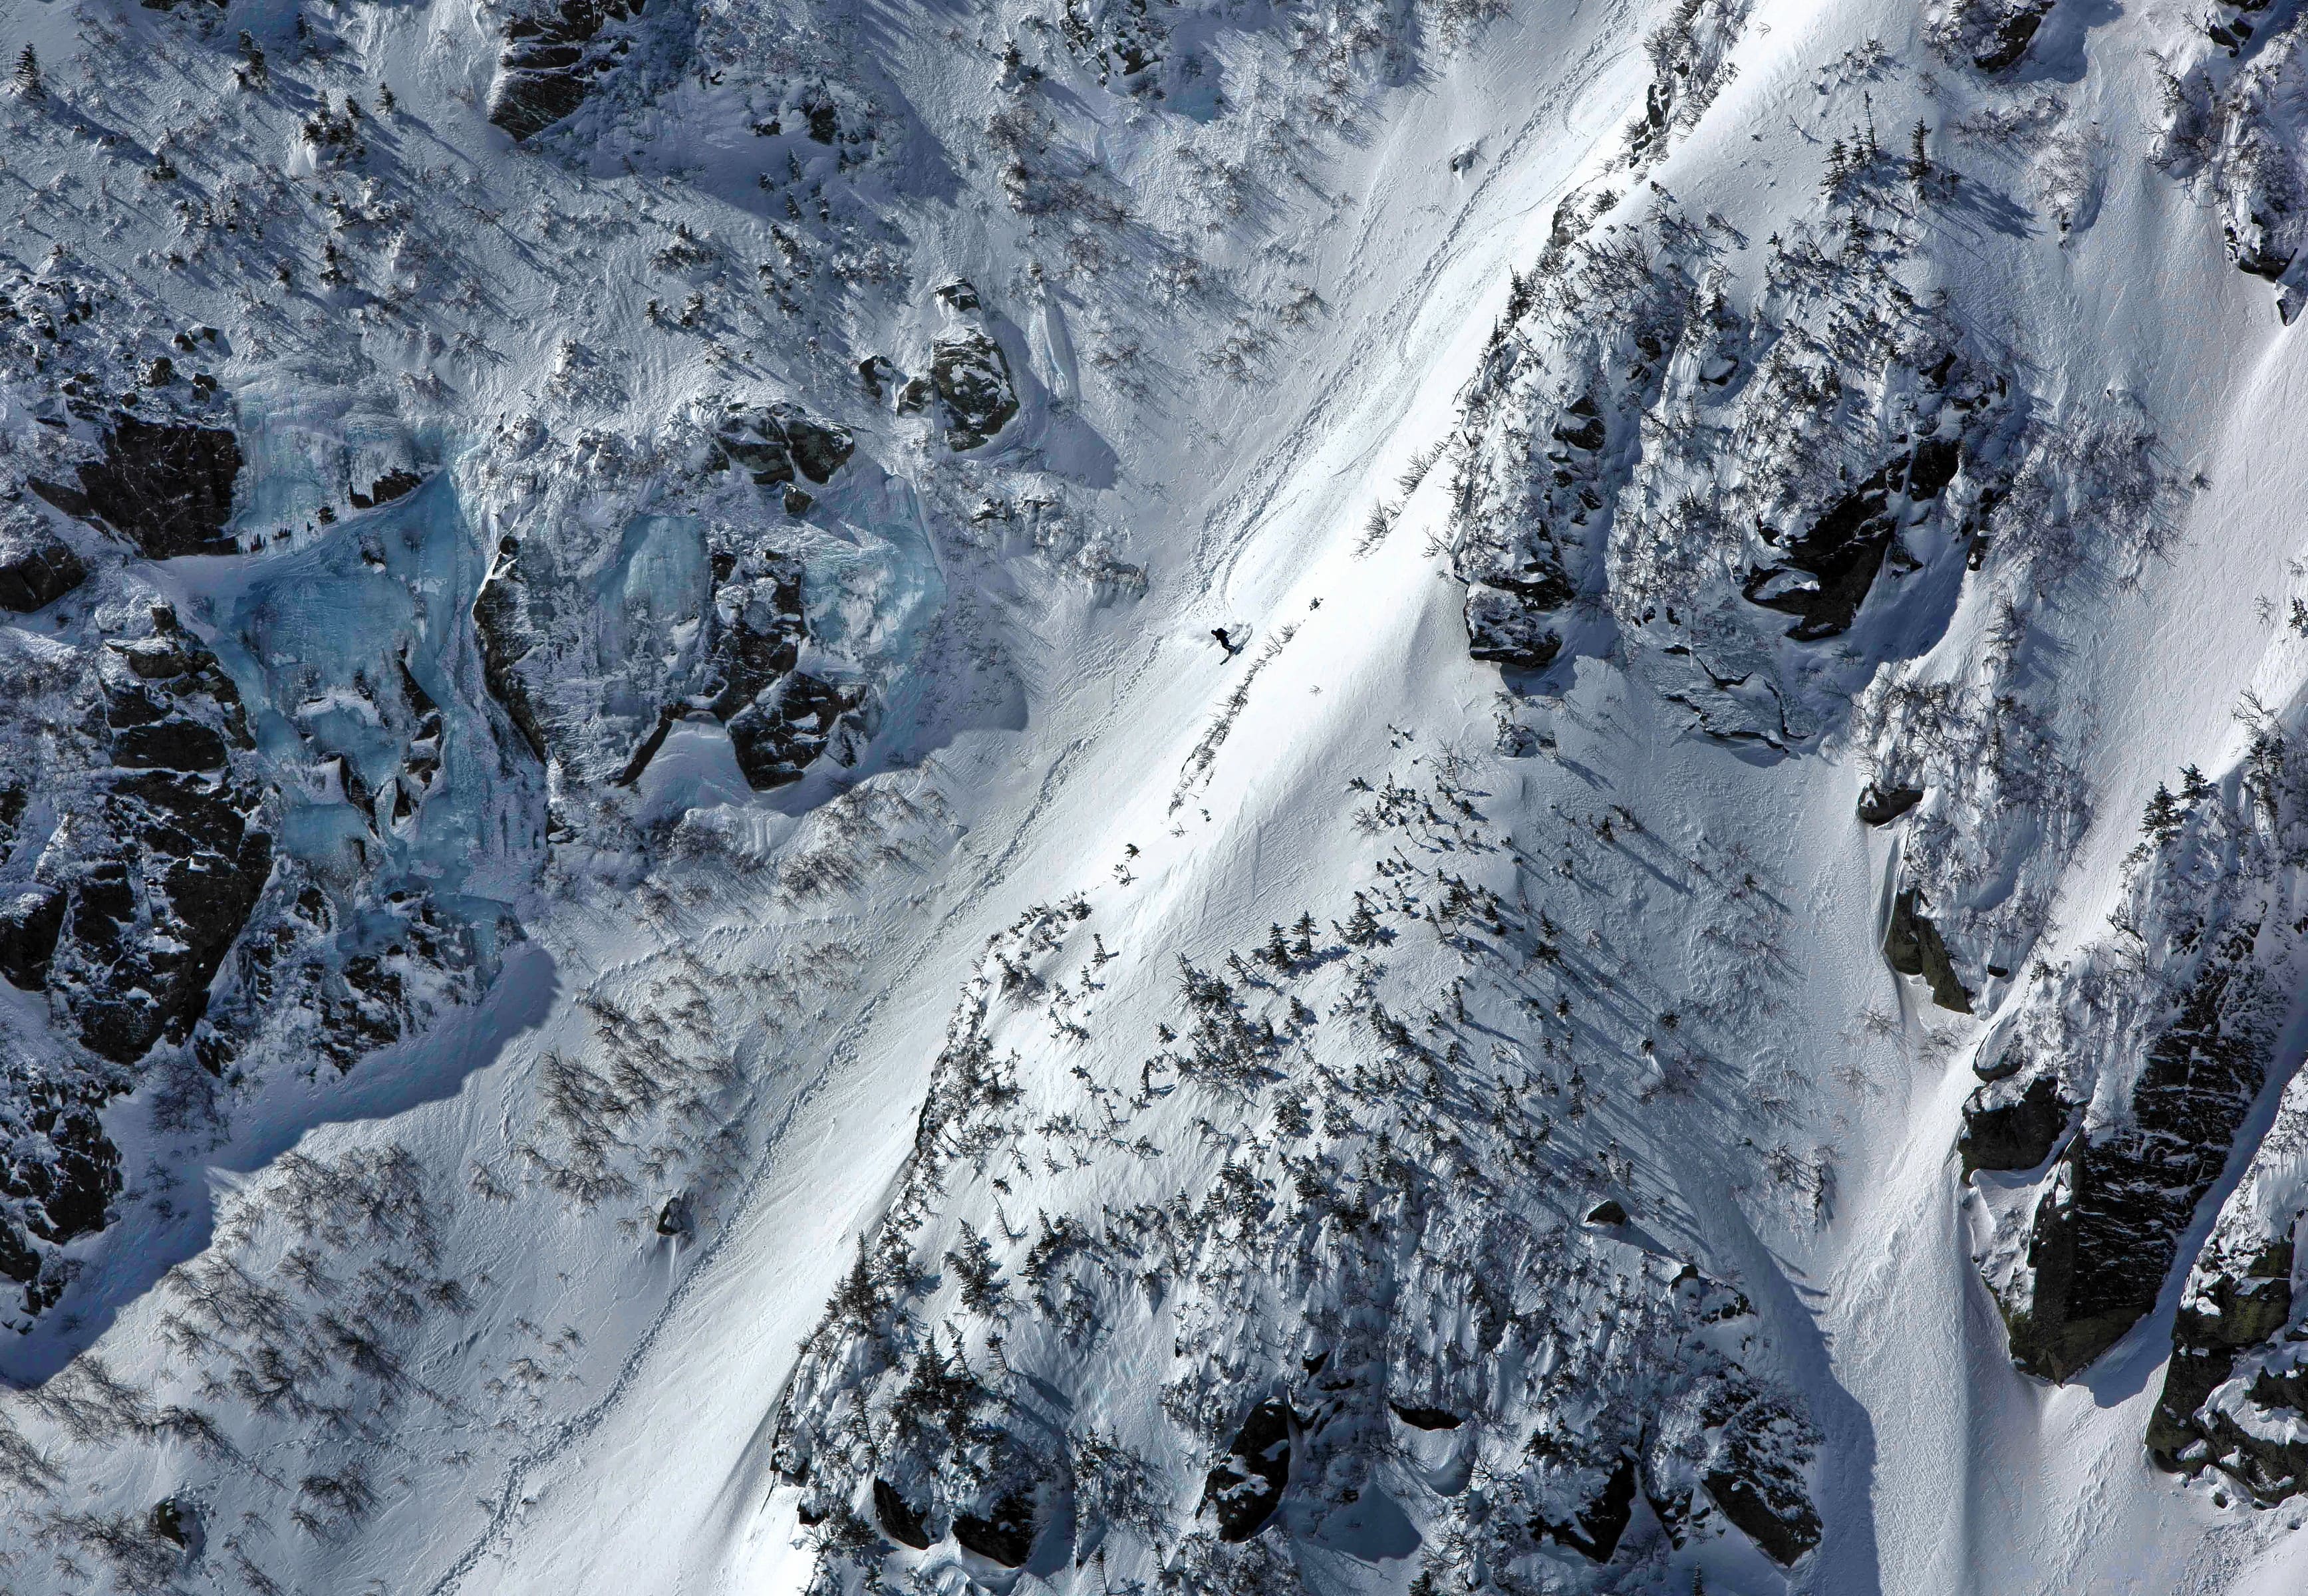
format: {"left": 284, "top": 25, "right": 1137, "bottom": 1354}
{"left": 1201, "top": 1397, "right": 1291, "bottom": 1541}
{"left": 713, "top": 402, "right": 855, "bottom": 495}
{"left": 1743, "top": 430, "right": 1964, "bottom": 643}
{"left": 1993, "top": 947, "right": 2275, "bottom": 1382}
{"left": 1884, "top": 886, "right": 1971, "bottom": 1013}
{"left": 487, "top": 0, "right": 641, "bottom": 140}
{"left": 929, "top": 331, "right": 1020, "bottom": 452}
{"left": 471, "top": 535, "right": 551, "bottom": 765}
{"left": 31, "top": 414, "right": 242, "bottom": 559}
{"left": 30, "top": 607, "right": 273, "bottom": 1065}
{"left": 2139, "top": 1053, "right": 2308, "bottom": 1499}
{"left": 0, "top": 517, "right": 86, "bottom": 612}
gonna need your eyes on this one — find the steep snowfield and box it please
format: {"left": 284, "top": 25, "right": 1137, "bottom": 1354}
{"left": 9, "top": 0, "right": 2308, "bottom": 1588}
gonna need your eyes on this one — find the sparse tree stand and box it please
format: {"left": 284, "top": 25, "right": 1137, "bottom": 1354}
{"left": 14, "top": 44, "right": 42, "bottom": 102}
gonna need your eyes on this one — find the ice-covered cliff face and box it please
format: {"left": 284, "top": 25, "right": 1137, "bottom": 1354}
{"left": 7, "top": 0, "right": 2308, "bottom": 1587}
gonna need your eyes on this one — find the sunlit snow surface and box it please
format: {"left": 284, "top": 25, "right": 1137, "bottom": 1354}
{"left": 7, "top": 0, "right": 2308, "bottom": 1587}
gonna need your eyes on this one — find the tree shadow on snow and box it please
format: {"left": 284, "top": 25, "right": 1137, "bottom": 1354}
{"left": 0, "top": 945, "right": 561, "bottom": 1387}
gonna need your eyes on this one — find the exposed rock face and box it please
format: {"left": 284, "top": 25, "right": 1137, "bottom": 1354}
{"left": 1539, "top": 1454, "right": 1637, "bottom": 1561}
{"left": 1202, "top": 1396, "right": 1291, "bottom": 1541}
{"left": 25, "top": 608, "right": 274, "bottom": 1065}
{"left": 0, "top": 605, "right": 279, "bottom": 1323}
{"left": 471, "top": 535, "right": 551, "bottom": 764}
{"left": 1744, "top": 431, "right": 1964, "bottom": 642}
{"left": 1958, "top": 1073, "right": 2071, "bottom": 1178}
{"left": 1465, "top": 571, "right": 1574, "bottom": 670}
{"left": 55, "top": 773, "right": 274, "bottom": 1064}
{"left": 760, "top": 819, "right": 1832, "bottom": 1593}
{"left": 2142, "top": 11, "right": 2308, "bottom": 316}
{"left": 727, "top": 670, "right": 865, "bottom": 791}
{"left": 1453, "top": 372, "right": 1620, "bottom": 676}
{"left": 0, "top": 519, "right": 86, "bottom": 612}
{"left": 1856, "top": 783, "right": 1924, "bottom": 825}
{"left": 1996, "top": 949, "right": 2274, "bottom": 1383}
{"left": 2144, "top": 1065, "right": 2308, "bottom": 1500}
{"left": 348, "top": 467, "right": 423, "bottom": 511}
{"left": 1934, "top": 0, "right": 2057, "bottom": 70}
{"left": 952, "top": 1489, "right": 1038, "bottom": 1565}
{"left": 931, "top": 331, "right": 1020, "bottom": 451}
{"left": 1059, "top": 0, "right": 1165, "bottom": 84}
{"left": 872, "top": 1478, "right": 933, "bottom": 1549}
{"left": 487, "top": 0, "right": 641, "bottom": 140}
{"left": 32, "top": 414, "right": 242, "bottom": 559}
{"left": 614, "top": 546, "right": 866, "bottom": 791}
{"left": 712, "top": 402, "right": 855, "bottom": 493}
{"left": 1884, "top": 886, "right": 1971, "bottom": 1012}
{"left": 1388, "top": 1401, "right": 1463, "bottom": 1429}
{"left": 0, "top": 885, "right": 66, "bottom": 989}
{"left": 0, "top": 1076, "right": 121, "bottom": 1325}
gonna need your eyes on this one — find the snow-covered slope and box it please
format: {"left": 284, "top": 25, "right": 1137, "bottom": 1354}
{"left": 8, "top": 0, "right": 2308, "bottom": 1588}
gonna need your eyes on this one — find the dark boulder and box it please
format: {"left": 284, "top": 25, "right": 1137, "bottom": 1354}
{"left": 150, "top": 1498, "right": 192, "bottom": 1549}
{"left": 872, "top": 1478, "right": 933, "bottom": 1550}
{"left": 1585, "top": 1198, "right": 1628, "bottom": 1226}
{"left": 1201, "top": 1396, "right": 1291, "bottom": 1541}
{"left": 1958, "top": 1074, "right": 2072, "bottom": 1178}
{"left": 1884, "top": 888, "right": 1971, "bottom": 1012}
{"left": 1388, "top": 1402, "right": 1463, "bottom": 1430}
{"left": 952, "top": 1488, "right": 1037, "bottom": 1566}
{"left": 487, "top": 0, "right": 641, "bottom": 140}
{"left": 931, "top": 331, "right": 1020, "bottom": 451}
{"left": 0, "top": 525, "right": 86, "bottom": 612}
{"left": 1856, "top": 783, "right": 1924, "bottom": 826}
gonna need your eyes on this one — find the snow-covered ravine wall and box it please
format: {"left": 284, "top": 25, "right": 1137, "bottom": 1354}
{"left": 7, "top": 0, "right": 2308, "bottom": 1588}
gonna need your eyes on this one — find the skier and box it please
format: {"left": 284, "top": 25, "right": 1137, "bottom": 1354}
{"left": 1211, "top": 626, "right": 1240, "bottom": 656}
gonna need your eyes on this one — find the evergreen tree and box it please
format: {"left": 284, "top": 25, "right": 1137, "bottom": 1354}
{"left": 14, "top": 44, "right": 42, "bottom": 102}
{"left": 1290, "top": 912, "right": 1318, "bottom": 963}
{"left": 1262, "top": 922, "right": 1294, "bottom": 968}
{"left": 1908, "top": 119, "right": 1931, "bottom": 186}
{"left": 2142, "top": 781, "right": 2183, "bottom": 845}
